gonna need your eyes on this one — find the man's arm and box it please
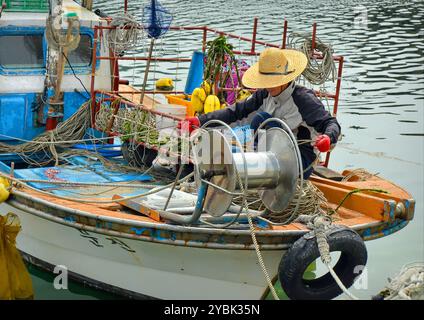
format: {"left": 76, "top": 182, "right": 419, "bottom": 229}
{"left": 292, "top": 86, "right": 341, "bottom": 144}
{"left": 197, "top": 89, "right": 268, "bottom": 125}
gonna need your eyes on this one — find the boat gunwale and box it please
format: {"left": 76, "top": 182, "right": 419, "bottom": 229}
{"left": 7, "top": 188, "right": 407, "bottom": 248}
{"left": 10, "top": 188, "right": 389, "bottom": 236}
{"left": 7, "top": 196, "right": 295, "bottom": 250}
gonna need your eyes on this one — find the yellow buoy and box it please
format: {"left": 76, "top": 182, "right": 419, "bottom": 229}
{"left": 155, "top": 78, "right": 174, "bottom": 91}
{"left": 0, "top": 183, "right": 9, "bottom": 203}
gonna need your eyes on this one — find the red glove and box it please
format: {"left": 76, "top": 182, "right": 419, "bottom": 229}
{"left": 315, "top": 134, "right": 331, "bottom": 152}
{"left": 177, "top": 116, "right": 200, "bottom": 134}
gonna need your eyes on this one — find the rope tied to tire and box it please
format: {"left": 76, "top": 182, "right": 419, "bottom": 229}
{"left": 295, "top": 214, "right": 333, "bottom": 264}
{"left": 278, "top": 214, "right": 366, "bottom": 300}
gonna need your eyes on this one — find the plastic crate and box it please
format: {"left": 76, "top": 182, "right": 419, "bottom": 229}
{"left": 5, "top": 0, "right": 49, "bottom": 12}
{"left": 165, "top": 94, "right": 194, "bottom": 117}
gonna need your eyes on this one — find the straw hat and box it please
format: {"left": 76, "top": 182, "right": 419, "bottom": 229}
{"left": 242, "top": 48, "right": 307, "bottom": 89}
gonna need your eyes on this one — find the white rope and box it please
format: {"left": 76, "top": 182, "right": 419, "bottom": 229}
{"left": 234, "top": 138, "right": 280, "bottom": 300}
{"left": 378, "top": 262, "right": 424, "bottom": 300}
{"left": 295, "top": 214, "right": 360, "bottom": 300}
{"left": 289, "top": 32, "right": 336, "bottom": 86}
{"left": 108, "top": 13, "right": 141, "bottom": 56}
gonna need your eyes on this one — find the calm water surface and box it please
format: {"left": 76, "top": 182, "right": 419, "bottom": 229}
{"left": 30, "top": 0, "right": 424, "bottom": 299}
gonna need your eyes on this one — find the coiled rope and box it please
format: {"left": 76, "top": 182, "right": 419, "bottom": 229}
{"left": 289, "top": 32, "right": 336, "bottom": 85}
{"left": 375, "top": 262, "right": 424, "bottom": 300}
{"left": 342, "top": 168, "right": 378, "bottom": 182}
{"left": 45, "top": 15, "right": 81, "bottom": 51}
{"left": 0, "top": 101, "right": 91, "bottom": 166}
{"left": 233, "top": 180, "right": 327, "bottom": 224}
{"left": 107, "top": 13, "right": 141, "bottom": 56}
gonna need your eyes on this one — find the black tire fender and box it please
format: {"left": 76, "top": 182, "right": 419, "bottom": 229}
{"left": 279, "top": 226, "right": 368, "bottom": 300}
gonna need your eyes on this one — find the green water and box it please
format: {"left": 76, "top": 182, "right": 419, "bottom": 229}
{"left": 26, "top": 263, "right": 121, "bottom": 300}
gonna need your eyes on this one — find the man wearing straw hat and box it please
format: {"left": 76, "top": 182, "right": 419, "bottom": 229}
{"left": 181, "top": 47, "right": 341, "bottom": 179}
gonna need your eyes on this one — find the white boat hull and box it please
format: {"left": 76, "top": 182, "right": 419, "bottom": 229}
{"left": 1, "top": 202, "right": 284, "bottom": 299}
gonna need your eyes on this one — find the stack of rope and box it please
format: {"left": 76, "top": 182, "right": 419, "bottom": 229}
{"left": 289, "top": 32, "right": 336, "bottom": 85}
{"left": 0, "top": 101, "right": 91, "bottom": 166}
{"left": 107, "top": 14, "right": 141, "bottom": 56}
{"left": 342, "top": 168, "right": 378, "bottom": 182}
{"left": 233, "top": 180, "right": 328, "bottom": 224}
{"left": 374, "top": 262, "right": 424, "bottom": 300}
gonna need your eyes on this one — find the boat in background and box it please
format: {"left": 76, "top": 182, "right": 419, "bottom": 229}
{"left": 0, "top": 0, "right": 416, "bottom": 299}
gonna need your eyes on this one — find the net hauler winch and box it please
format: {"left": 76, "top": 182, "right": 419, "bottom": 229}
{"left": 159, "top": 118, "right": 303, "bottom": 224}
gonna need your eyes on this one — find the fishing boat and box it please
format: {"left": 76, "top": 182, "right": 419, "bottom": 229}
{"left": 0, "top": 0, "right": 416, "bottom": 300}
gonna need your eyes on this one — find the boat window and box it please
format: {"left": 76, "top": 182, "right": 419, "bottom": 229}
{"left": 0, "top": 35, "right": 44, "bottom": 69}
{"left": 66, "top": 34, "right": 93, "bottom": 67}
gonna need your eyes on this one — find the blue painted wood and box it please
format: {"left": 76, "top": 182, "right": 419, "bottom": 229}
{"left": 66, "top": 155, "right": 138, "bottom": 178}
{"left": 71, "top": 144, "right": 122, "bottom": 157}
{"left": 0, "top": 160, "right": 12, "bottom": 174}
{"left": 14, "top": 166, "right": 110, "bottom": 189}
{"left": 9, "top": 156, "right": 153, "bottom": 190}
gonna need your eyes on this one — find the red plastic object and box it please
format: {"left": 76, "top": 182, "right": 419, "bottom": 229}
{"left": 46, "top": 117, "right": 58, "bottom": 131}
{"left": 177, "top": 117, "right": 200, "bottom": 133}
{"left": 315, "top": 135, "right": 331, "bottom": 152}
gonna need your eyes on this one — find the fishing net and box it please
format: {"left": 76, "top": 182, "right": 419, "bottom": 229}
{"left": 0, "top": 213, "right": 34, "bottom": 300}
{"left": 142, "top": 0, "right": 173, "bottom": 39}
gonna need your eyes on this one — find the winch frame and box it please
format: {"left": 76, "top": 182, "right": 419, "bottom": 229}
{"left": 159, "top": 118, "right": 303, "bottom": 226}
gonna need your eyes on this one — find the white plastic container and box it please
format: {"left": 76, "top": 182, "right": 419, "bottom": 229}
{"left": 153, "top": 104, "right": 186, "bottom": 131}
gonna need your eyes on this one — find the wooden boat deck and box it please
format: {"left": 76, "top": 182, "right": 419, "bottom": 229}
{"left": 118, "top": 84, "right": 158, "bottom": 109}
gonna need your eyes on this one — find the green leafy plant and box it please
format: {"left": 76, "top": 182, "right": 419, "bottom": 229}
{"left": 204, "top": 35, "right": 242, "bottom": 102}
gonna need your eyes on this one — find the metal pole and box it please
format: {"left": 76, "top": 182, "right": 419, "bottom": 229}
{"left": 282, "top": 20, "right": 288, "bottom": 49}
{"left": 251, "top": 17, "right": 258, "bottom": 53}
{"left": 90, "top": 27, "right": 98, "bottom": 127}
{"left": 158, "top": 182, "right": 208, "bottom": 225}
{"left": 332, "top": 55, "right": 344, "bottom": 116}
{"left": 324, "top": 55, "right": 344, "bottom": 167}
{"left": 202, "top": 26, "right": 207, "bottom": 53}
{"left": 0, "top": 3, "right": 7, "bottom": 18}
{"left": 311, "top": 22, "right": 317, "bottom": 53}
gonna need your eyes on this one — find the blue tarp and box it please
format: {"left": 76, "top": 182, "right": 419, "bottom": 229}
{"left": 9, "top": 155, "right": 153, "bottom": 190}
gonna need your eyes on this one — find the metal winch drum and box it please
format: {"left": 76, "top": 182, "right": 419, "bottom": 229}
{"left": 191, "top": 119, "right": 301, "bottom": 217}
